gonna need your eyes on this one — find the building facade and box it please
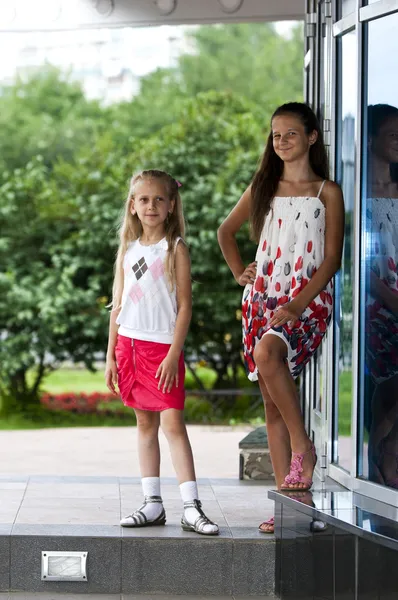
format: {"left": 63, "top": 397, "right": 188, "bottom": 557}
{"left": 303, "top": 0, "right": 398, "bottom": 510}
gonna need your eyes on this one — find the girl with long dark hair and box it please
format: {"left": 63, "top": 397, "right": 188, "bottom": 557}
{"left": 218, "top": 103, "right": 344, "bottom": 532}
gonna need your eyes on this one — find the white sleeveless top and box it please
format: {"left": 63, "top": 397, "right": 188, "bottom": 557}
{"left": 117, "top": 237, "right": 180, "bottom": 344}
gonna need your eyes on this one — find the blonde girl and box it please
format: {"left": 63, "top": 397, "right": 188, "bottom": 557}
{"left": 105, "top": 169, "right": 218, "bottom": 535}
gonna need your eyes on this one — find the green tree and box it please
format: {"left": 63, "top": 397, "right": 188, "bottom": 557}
{"left": 0, "top": 151, "right": 125, "bottom": 414}
{"left": 111, "top": 23, "right": 303, "bottom": 139}
{"left": 0, "top": 67, "right": 111, "bottom": 171}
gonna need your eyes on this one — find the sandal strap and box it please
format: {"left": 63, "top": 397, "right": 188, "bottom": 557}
{"left": 183, "top": 499, "right": 202, "bottom": 510}
{"left": 193, "top": 514, "right": 216, "bottom": 532}
{"left": 125, "top": 509, "right": 148, "bottom": 525}
{"left": 144, "top": 495, "right": 163, "bottom": 504}
{"left": 183, "top": 499, "right": 217, "bottom": 532}
{"left": 124, "top": 496, "right": 163, "bottom": 524}
{"left": 282, "top": 443, "right": 317, "bottom": 487}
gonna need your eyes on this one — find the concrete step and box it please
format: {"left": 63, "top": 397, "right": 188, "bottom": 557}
{"left": 0, "top": 594, "right": 277, "bottom": 599}
{"left": 0, "top": 476, "right": 276, "bottom": 597}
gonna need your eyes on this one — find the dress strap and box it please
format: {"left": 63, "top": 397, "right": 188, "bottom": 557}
{"left": 317, "top": 180, "right": 327, "bottom": 198}
{"left": 173, "top": 236, "right": 183, "bottom": 254}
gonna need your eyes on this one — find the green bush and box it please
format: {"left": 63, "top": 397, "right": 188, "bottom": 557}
{"left": 184, "top": 396, "right": 215, "bottom": 423}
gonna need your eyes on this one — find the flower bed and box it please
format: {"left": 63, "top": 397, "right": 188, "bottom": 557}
{"left": 41, "top": 392, "right": 122, "bottom": 414}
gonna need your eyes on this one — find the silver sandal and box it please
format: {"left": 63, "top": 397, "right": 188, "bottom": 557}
{"left": 120, "top": 495, "right": 166, "bottom": 527}
{"left": 181, "top": 499, "right": 219, "bottom": 536}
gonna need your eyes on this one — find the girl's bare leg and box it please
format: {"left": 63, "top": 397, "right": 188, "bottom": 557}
{"left": 160, "top": 408, "right": 195, "bottom": 482}
{"left": 254, "top": 335, "right": 314, "bottom": 489}
{"left": 160, "top": 408, "right": 218, "bottom": 534}
{"left": 135, "top": 408, "right": 161, "bottom": 476}
{"left": 258, "top": 374, "right": 291, "bottom": 489}
{"left": 258, "top": 374, "right": 291, "bottom": 532}
{"left": 120, "top": 408, "right": 163, "bottom": 526}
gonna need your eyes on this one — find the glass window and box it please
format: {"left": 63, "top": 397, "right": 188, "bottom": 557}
{"left": 333, "top": 30, "right": 356, "bottom": 471}
{"left": 337, "top": 0, "right": 356, "bottom": 19}
{"left": 360, "top": 12, "right": 398, "bottom": 491}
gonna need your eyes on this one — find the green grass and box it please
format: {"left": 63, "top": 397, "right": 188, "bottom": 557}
{"left": 40, "top": 369, "right": 109, "bottom": 394}
{"left": 2, "top": 367, "right": 354, "bottom": 433}
{"left": 39, "top": 366, "right": 217, "bottom": 394}
{"left": 338, "top": 370, "right": 352, "bottom": 437}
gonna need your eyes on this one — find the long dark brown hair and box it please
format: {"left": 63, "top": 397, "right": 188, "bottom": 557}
{"left": 250, "top": 102, "right": 329, "bottom": 241}
{"left": 368, "top": 104, "right": 398, "bottom": 184}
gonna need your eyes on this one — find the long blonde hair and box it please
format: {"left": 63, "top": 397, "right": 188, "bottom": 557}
{"left": 111, "top": 169, "right": 186, "bottom": 310}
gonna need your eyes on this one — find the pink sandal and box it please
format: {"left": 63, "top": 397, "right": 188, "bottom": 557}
{"left": 281, "top": 443, "right": 317, "bottom": 491}
{"left": 258, "top": 516, "right": 274, "bottom": 534}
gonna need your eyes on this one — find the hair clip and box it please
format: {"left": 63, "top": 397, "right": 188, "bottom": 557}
{"left": 175, "top": 180, "right": 182, "bottom": 188}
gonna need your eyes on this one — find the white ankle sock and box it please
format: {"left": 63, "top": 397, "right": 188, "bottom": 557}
{"left": 140, "top": 477, "right": 163, "bottom": 520}
{"left": 180, "top": 480, "right": 218, "bottom": 534}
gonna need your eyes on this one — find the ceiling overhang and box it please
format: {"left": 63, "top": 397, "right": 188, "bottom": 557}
{"left": 0, "top": 0, "right": 304, "bottom": 32}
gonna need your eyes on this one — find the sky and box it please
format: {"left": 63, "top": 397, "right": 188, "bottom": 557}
{"left": 0, "top": 20, "right": 297, "bottom": 81}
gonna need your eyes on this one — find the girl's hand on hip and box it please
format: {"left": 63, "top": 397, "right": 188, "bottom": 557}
{"left": 268, "top": 302, "right": 302, "bottom": 329}
{"left": 237, "top": 262, "right": 257, "bottom": 286}
{"left": 105, "top": 358, "right": 118, "bottom": 395}
{"left": 156, "top": 352, "right": 179, "bottom": 393}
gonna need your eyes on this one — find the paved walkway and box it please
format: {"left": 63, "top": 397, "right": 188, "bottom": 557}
{"left": 0, "top": 425, "right": 253, "bottom": 478}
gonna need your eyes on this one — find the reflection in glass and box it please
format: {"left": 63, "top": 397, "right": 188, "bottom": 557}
{"left": 365, "top": 104, "right": 398, "bottom": 489}
{"left": 334, "top": 31, "right": 356, "bottom": 470}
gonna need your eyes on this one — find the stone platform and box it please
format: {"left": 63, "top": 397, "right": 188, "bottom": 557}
{"left": 0, "top": 475, "right": 276, "bottom": 597}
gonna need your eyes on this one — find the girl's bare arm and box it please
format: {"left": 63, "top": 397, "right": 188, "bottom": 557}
{"left": 170, "top": 242, "right": 192, "bottom": 357}
{"left": 217, "top": 185, "right": 254, "bottom": 283}
{"left": 105, "top": 307, "right": 120, "bottom": 394}
{"left": 156, "top": 242, "right": 192, "bottom": 392}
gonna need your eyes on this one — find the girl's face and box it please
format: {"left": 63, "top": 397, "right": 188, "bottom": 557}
{"left": 131, "top": 178, "right": 174, "bottom": 229}
{"left": 371, "top": 115, "right": 398, "bottom": 165}
{"left": 271, "top": 114, "right": 317, "bottom": 163}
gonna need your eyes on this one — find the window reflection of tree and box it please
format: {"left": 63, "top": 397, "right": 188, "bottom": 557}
{"left": 340, "top": 115, "right": 355, "bottom": 370}
{"left": 365, "top": 104, "right": 398, "bottom": 489}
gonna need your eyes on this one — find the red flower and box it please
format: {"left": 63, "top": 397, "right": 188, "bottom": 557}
{"left": 278, "top": 219, "right": 282, "bottom": 228}
{"left": 246, "top": 355, "right": 256, "bottom": 373}
{"left": 276, "top": 247, "right": 282, "bottom": 259}
{"left": 295, "top": 256, "right": 304, "bottom": 271}
{"left": 267, "top": 262, "right": 274, "bottom": 276}
{"left": 278, "top": 295, "right": 289, "bottom": 306}
{"left": 292, "top": 277, "right": 296, "bottom": 289}
{"left": 388, "top": 257, "right": 396, "bottom": 272}
{"left": 275, "top": 282, "right": 281, "bottom": 292}
{"left": 262, "top": 240, "right": 267, "bottom": 252}
{"left": 309, "top": 303, "right": 329, "bottom": 321}
{"left": 251, "top": 301, "right": 259, "bottom": 318}
{"left": 255, "top": 276, "right": 264, "bottom": 292}
{"left": 300, "top": 277, "right": 309, "bottom": 290}
{"left": 307, "top": 241, "right": 313, "bottom": 253}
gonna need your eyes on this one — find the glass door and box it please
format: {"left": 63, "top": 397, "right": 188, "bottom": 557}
{"left": 304, "top": 0, "right": 334, "bottom": 482}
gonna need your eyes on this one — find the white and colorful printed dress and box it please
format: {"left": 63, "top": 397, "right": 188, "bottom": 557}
{"left": 242, "top": 182, "right": 333, "bottom": 381}
{"left": 365, "top": 197, "right": 398, "bottom": 383}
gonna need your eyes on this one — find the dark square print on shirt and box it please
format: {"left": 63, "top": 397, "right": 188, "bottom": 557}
{"left": 132, "top": 257, "right": 148, "bottom": 280}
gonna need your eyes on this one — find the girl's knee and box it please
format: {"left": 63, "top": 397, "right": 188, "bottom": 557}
{"left": 135, "top": 411, "right": 159, "bottom": 435}
{"left": 254, "top": 338, "right": 285, "bottom": 378}
{"left": 160, "top": 411, "right": 186, "bottom": 439}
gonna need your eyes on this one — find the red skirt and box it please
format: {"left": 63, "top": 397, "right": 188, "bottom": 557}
{"left": 115, "top": 334, "right": 185, "bottom": 411}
